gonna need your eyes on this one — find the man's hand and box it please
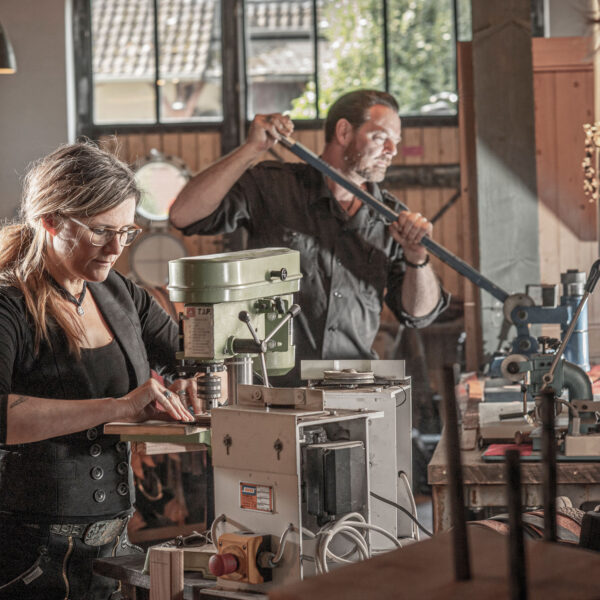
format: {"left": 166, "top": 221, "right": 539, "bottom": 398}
{"left": 247, "top": 113, "right": 294, "bottom": 153}
{"left": 389, "top": 211, "right": 432, "bottom": 264}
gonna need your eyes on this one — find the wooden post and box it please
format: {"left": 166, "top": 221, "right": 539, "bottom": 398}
{"left": 149, "top": 547, "right": 184, "bottom": 600}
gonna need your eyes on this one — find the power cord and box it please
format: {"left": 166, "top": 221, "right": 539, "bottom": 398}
{"left": 370, "top": 491, "right": 433, "bottom": 538}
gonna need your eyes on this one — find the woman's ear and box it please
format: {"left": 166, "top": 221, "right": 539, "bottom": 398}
{"left": 40, "top": 216, "right": 60, "bottom": 236}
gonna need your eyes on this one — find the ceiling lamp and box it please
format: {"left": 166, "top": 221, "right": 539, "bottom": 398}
{"left": 0, "top": 22, "right": 17, "bottom": 74}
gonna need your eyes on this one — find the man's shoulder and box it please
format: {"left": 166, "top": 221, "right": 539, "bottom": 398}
{"left": 251, "top": 160, "right": 317, "bottom": 177}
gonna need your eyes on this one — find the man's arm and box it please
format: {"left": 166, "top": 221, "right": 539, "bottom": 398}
{"left": 169, "top": 114, "right": 294, "bottom": 229}
{"left": 390, "top": 210, "right": 441, "bottom": 317}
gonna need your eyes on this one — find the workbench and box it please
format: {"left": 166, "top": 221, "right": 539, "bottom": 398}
{"left": 93, "top": 554, "right": 267, "bottom": 600}
{"left": 427, "top": 432, "right": 600, "bottom": 532}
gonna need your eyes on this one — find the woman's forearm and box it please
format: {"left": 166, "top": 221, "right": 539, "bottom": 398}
{"left": 5, "top": 394, "right": 128, "bottom": 445}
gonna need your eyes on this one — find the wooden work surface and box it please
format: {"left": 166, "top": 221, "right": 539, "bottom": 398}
{"left": 94, "top": 553, "right": 213, "bottom": 600}
{"left": 268, "top": 526, "right": 600, "bottom": 600}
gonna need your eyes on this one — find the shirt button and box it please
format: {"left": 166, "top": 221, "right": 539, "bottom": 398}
{"left": 116, "top": 462, "right": 128, "bottom": 476}
{"left": 93, "top": 489, "right": 106, "bottom": 503}
{"left": 335, "top": 257, "right": 342, "bottom": 265}
{"left": 90, "top": 466, "right": 104, "bottom": 480}
{"left": 117, "top": 483, "right": 129, "bottom": 496}
{"left": 89, "top": 444, "right": 102, "bottom": 457}
{"left": 86, "top": 428, "right": 98, "bottom": 441}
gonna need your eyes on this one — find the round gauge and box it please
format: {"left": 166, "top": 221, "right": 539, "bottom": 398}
{"left": 134, "top": 151, "right": 190, "bottom": 222}
{"left": 129, "top": 231, "right": 188, "bottom": 287}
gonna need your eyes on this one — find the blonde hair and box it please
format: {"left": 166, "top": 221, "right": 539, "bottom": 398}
{"left": 0, "top": 141, "right": 141, "bottom": 355}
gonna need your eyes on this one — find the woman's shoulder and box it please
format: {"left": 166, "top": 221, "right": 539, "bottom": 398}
{"left": 0, "top": 285, "right": 29, "bottom": 327}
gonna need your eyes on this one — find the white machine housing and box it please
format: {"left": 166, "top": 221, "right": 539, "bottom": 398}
{"left": 211, "top": 384, "right": 382, "bottom": 592}
{"left": 301, "top": 359, "right": 412, "bottom": 542}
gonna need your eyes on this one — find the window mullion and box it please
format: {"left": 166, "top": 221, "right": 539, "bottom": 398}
{"left": 152, "top": 0, "right": 161, "bottom": 124}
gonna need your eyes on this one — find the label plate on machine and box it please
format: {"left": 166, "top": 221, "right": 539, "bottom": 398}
{"left": 240, "top": 482, "right": 274, "bottom": 513}
{"left": 183, "top": 306, "right": 214, "bottom": 357}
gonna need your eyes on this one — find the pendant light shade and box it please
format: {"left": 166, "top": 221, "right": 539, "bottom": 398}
{"left": 0, "top": 21, "right": 17, "bottom": 74}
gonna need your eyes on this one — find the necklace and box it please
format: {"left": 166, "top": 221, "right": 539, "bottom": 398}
{"left": 49, "top": 277, "right": 87, "bottom": 316}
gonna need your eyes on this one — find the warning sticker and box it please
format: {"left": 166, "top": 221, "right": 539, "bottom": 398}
{"left": 183, "top": 306, "right": 214, "bottom": 357}
{"left": 240, "top": 482, "right": 274, "bottom": 513}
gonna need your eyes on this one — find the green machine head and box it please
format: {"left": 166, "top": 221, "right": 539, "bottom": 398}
{"left": 168, "top": 248, "right": 302, "bottom": 406}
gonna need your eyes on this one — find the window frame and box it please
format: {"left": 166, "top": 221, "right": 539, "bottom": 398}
{"left": 72, "top": 0, "right": 461, "bottom": 139}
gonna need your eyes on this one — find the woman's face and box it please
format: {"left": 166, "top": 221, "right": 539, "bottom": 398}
{"left": 48, "top": 196, "right": 137, "bottom": 283}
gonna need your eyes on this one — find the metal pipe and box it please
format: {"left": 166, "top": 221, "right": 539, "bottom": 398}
{"left": 540, "top": 389, "right": 557, "bottom": 542}
{"left": 225, "top": 355, "right": 253, "bottom": 405}
{"left": 279, "top": 135, "right": 510, "bottom": 304}
{"left": 506, "top": 449, "right": 527, "bottom": 600}
{"left": 442, "top": 364, "right": 471, "bottom": 581}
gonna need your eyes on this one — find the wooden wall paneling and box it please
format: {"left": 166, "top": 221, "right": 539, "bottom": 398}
{"left": 439, "top": 127, "right": 461, "bottom": 164}
{"left": 534, "top": 71, "right": 560, "bottom": 286}
{"left": 421, "top": 127, "right": 441, "bottom": 164}
{"left": 162, "top": 132, "right": 181, "bottom": 160}
{"left": 532, "top": 37, "right": 599, "bottom": 360}
{"left": 196, "top": 131, "right": 221, "bottom": 172}
{"left": 179, "top": 133, "right": 199, "bottom": 173}
{"left": 144, "top": 133, "right": 163, "bottom": 156}
{"left": 126, "top": 134, "right": 147, "bottom": 165}
{"left": 400, "top": 127, "right": 424, "bottom": 165}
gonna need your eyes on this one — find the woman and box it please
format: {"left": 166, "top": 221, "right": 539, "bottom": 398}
{"left": 0, "top": 141, "right": 198, "bottom": 599}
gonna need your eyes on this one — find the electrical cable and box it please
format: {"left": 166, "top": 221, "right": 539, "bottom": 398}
{"left": 370, "top": 491, "right": 433, "bottom": 538}
{"left": 210, "top": 513, "right": 226, "bottom": 546}
{"left": 398, "top": 470, "right": 420, "bottom": 541}
{"left": 303, "top": 512, "right": 402, "bottom": 574}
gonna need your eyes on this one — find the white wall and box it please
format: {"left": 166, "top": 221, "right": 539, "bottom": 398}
{"left": 0, "top": 0, "right": 68, "bottom": 219}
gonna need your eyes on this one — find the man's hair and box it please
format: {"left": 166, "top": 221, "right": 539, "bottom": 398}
{"left": 324, "top": 89, "right": 400, "bottom": 143}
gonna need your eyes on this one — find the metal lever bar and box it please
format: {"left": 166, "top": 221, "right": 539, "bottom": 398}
{"left": 542, "top": 259, "right": 600, "bottom": 389}
{"left": 264, "top": 304, "right": 301, "bottom": 344}
{"left": 238, "top": 311, "right": 270, "bottom": 387}
{"left": 278, "top": 135, "right": 510, "bottom": 304}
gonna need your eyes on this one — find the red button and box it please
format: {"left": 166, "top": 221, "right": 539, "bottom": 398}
{"left": 209, "top": 553, "right": 239, "bottom": 576}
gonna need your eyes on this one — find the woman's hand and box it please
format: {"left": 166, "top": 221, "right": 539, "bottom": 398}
{"left": 121, "top": 378, "right": 195, "bottom": 423}
{"left": 168, "top": 377, "right": 202, "bottom": 416}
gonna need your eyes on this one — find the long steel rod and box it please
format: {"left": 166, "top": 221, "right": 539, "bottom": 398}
{"left": 506, "top": 449, "right": 527, "bottom": 600}
{"left": 540, "top": 389, "right": 557, "bottom": 542}
{"left": 279, "top": 135, "right": 510, "bottom": 304}
{"left": 442, "top": 364, "right": 471, "bottom": 581}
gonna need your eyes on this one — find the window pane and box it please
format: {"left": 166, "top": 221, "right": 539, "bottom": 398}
{"left": 387, "top": 0, "right": 457, "bottom": 116}
{"left": 158, "top": 0, "right": 223, "bottom": 122}
{"left": 91, "top": 0, "right": 157, "bottom": 124}
{"left": 315, "top": 0, "right": 385, "bottom": 119}
{"left": 245, "top": 0, "right": 317, "bottom": 119}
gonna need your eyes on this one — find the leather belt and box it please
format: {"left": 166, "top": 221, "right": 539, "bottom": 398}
{"left": 25, "top": 517, "right": 128, "bottom": 547}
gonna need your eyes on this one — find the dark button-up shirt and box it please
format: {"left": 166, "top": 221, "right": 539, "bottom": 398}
{"left": 180, "top": 161, "right": 449, "bottom": 384}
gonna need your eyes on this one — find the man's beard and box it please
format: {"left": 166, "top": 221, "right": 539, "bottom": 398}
{"left": 344, "top": 143, "right": 388, "bottom": 183}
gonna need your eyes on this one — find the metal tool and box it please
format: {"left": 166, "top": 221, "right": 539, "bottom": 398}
{"left": 280, "top": 135, "right": 596, "bottom": 369}
{"left": 278, "top": 135, "right": 509, "bottom": 303}
{"left": 167, "top": 248, "right": 303, "bottom": 408}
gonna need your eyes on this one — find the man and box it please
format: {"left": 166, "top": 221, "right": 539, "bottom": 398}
{"left": 170, "top": 89, "right": 449, "bottom": 385}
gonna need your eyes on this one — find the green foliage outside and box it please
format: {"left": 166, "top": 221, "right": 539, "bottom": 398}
{"left": 290, "top": 0, "right": 458, "bottom": 119}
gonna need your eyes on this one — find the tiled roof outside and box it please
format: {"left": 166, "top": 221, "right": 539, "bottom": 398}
{"left": 245, "top": 0, "right": 312, "bottom": 34}
{"left": 92, "top": 0, "right": 313, "bottom": 82}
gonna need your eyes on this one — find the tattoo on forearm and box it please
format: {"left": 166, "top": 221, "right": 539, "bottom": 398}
{"left": 9, "top": 396, "right": 27, "bottom": 409}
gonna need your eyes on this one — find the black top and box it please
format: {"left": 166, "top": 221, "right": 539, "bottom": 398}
{"left": 178, "top": 161, "right": 450, "bottom": 384}
{"left": 81, "top": 338, "right": 133, "bottom": 398}
{"left": 0, "top": 270, "right": 178, "bottom": 522}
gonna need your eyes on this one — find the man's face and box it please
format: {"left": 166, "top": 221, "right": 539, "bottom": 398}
{"left": 343, "top": 105, "right": 401, "bottom": 183}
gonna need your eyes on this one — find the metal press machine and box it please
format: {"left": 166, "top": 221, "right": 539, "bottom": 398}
{"left": 165, "top": 248, "right": 414, "bottom": 592}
